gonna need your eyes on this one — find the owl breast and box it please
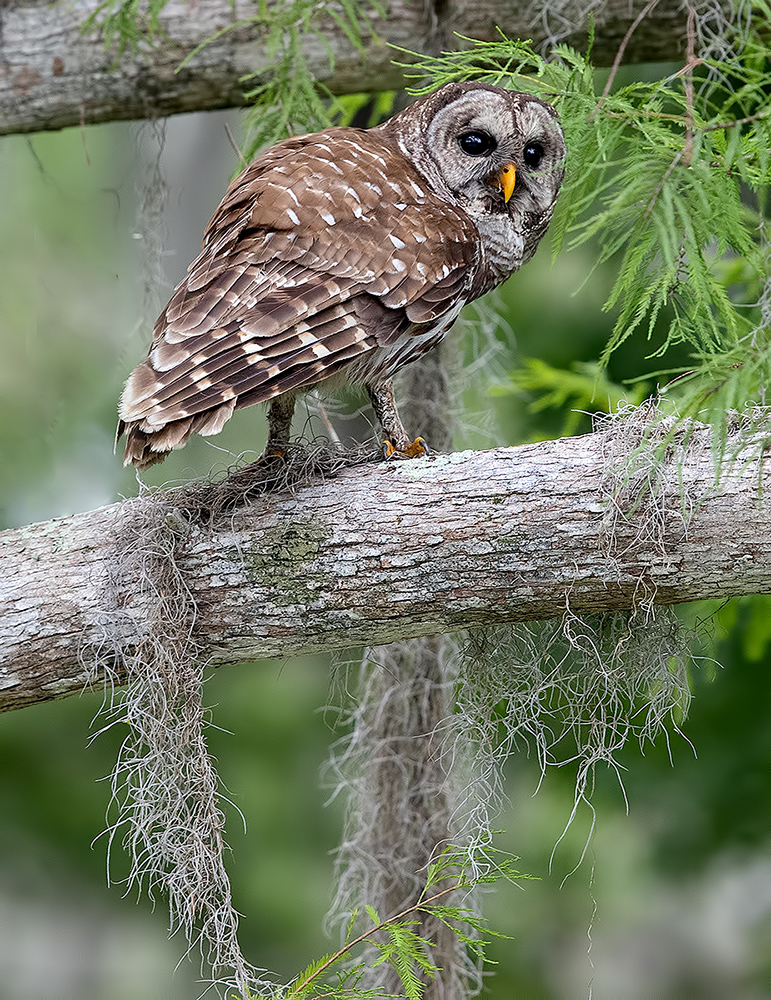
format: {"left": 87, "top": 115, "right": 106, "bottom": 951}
{"left": 474, "top": 213, "right": 528, "bottom": 288}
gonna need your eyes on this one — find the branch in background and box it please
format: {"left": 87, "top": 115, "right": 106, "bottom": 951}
{"left": 593, "top": 0, "right": 661, "bottom": 114}
{"left": 2, "top": 412, "right": 771, "bottom": 715}
{"left": 1, "top": 0, "right": 717, "bottom": 137}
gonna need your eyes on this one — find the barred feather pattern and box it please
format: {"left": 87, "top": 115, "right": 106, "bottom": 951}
{"left": 118, "top": 82, "right": 566, "bottom": 468}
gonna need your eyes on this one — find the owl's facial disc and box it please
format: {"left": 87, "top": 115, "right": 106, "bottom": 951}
{"left": 416, "top": 86, "right": 564, "bottom": 219}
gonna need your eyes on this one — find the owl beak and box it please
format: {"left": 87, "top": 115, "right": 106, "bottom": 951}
{"left": 498, "top": 163, "right": 516, "bottom": 203}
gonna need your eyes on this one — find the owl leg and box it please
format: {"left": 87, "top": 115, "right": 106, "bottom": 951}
{"left": 263, "top": 393, "right": 296, "bottom": 458}
{"left": 366, "top": 380, "right": 429, "bottom": 460}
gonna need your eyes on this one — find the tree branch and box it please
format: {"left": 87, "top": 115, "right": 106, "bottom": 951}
{"left": 2, "top": 418, "right": 770, "bottom": 714}
{"left": 0, "top": 0, "right": 707, "bottom": 137}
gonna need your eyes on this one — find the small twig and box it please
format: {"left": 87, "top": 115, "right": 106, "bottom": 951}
{"left": 591, "top": 0, "right": 661, "bottom": 119}
{"left": 602, "top": 98, "right": 769, "bottom": 138}
{"left": 277, "top": 96, "right": 294, "bottom": 137}
{"left": 79, "top": 105, "right": 91, "bottom": 166}
{"left": 672, "top": 56, "right": 705, "bottom": 79}
{"left": 223, "top": 122, "right": 248, "bottom": 168}
{"left": 643, "top": 148, "right": 684, "bottom": 220}
{"left": 682, "top": 0, "right": 697, "bottom": 166}
{"left": 644, "top": 0, "right": 700, "bottom": 211}
{"left": 702, "top": 108, "right": 771, "bottom": 132}
{"left": 312, "top": 399, "right": 342, "bottom": 446}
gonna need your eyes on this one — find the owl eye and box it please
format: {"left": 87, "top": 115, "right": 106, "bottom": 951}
{"left": 457, "top": 131, "right": 497, "bottom": 156}
{"left": 524, "top": 142, "right": 545, "bottom": 169}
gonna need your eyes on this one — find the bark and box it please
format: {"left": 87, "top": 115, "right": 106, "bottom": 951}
{"left": 2, "top": 422, "right": 770, "bottom": 714}
{"left": 0, "top": 0, "right": 705, "bottom": 137}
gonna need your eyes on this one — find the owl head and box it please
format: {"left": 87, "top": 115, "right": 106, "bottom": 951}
{"left": 381, "top": 81, "right": 566, "bottom": 267}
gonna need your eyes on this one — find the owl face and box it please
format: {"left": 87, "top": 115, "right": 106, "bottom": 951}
{"left": 384, "top": 82, "right": 565, "bottom": 273}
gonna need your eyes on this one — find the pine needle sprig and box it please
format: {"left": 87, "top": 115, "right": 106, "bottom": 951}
{"left": 239, "top": 846, "right": 526, "bottom": 999}
{"left": 81, "top": 0, "right": 171, "bottom": 53}
{"left": 401, "top": 16, "right": 770, "bottom": 441}
{"left": 237, "top": 0, "right": 388, "bottom": 158}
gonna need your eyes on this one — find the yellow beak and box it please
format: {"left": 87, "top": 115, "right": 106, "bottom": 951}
{"left": 499, "top": 163, "right": 516, "bottom": 203}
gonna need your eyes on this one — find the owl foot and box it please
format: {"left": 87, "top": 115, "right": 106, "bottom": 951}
{"left": 382, "top": 436, "right": 430, "bottom": 460}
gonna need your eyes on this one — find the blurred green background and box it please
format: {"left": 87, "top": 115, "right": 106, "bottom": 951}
{"left": 1, "top": 87, "right": 770, "bottom": 1000}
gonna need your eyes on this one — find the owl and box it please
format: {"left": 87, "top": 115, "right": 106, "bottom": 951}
{"left": 118, "top": 82, "right": 566, "bottom": 469}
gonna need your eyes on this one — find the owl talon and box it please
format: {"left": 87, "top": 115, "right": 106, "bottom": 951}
{"left": 382, "top": 437, "right": 430, "bottom": 460}
{"left": 406, "top": 436, "right": 430, "bottom": 458}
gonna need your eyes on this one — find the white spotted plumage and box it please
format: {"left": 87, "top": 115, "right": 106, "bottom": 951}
{"left": 117, "top": 81, "right": 565, "bottom": 469}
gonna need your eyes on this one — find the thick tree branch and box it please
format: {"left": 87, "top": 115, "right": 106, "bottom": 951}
{"left": 2, "top": 421, "right": 770, "bottom": 714}
{"left": 0, "top": 0, "right": 706, "bottom": 136}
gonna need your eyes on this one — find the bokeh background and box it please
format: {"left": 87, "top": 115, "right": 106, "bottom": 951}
{"left": 1, "top": 75, "right": 770, "bottom": 999}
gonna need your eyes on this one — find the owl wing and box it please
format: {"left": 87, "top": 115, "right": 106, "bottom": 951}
{"left": 118, "top": 128, "right": 480, "bottom": 444}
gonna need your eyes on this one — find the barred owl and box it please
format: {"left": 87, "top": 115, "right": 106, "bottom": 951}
{"left": 118, "top": 82, "right": 566, "bottom": 469}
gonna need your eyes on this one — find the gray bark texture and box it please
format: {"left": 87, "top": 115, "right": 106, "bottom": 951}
{"left": 2, "top": 418, "right": 770, "bottom": 714}
{"left": 1, "top": 0, "right": 701, "bottom": 137}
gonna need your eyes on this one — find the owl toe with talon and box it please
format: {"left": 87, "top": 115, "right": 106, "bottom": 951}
{"left": 117, "top": 82, "right": 566, "bottom": 471}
